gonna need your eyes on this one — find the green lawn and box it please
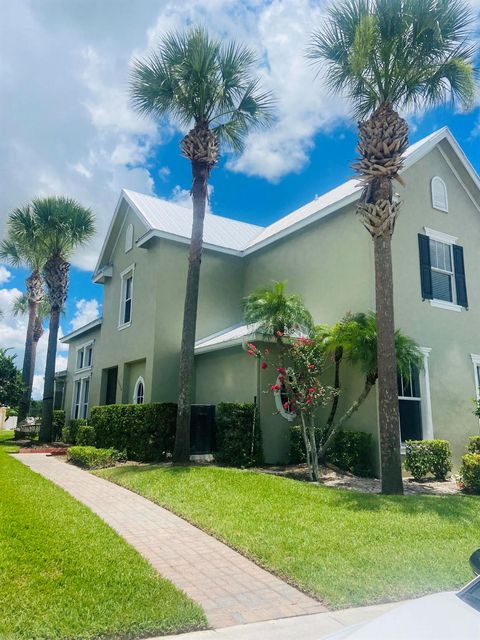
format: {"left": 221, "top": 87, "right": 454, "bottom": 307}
{"left": 0, "top": 432, "right": 206, "bottom": 640}
{"left": 99, "top": 463, "right": 480, "bottom": 609}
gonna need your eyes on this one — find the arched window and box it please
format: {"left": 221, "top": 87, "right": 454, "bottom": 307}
{"left": 133, "top": 376, "right": 145, "bottom": 404}
{"left": 273, "top": 374, "right": 296, "bottom": 422}
{"left": 125, "top": 223, "right": 134, "bottom": 252}
{"left": 431, "top": 177, "right": 448, "bottom": 212}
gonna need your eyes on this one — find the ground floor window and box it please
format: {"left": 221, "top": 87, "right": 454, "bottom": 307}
{"left": 398, "top": 364, "right": 423, "bottom": 442}
{"left": 133, "top": 376, "right": 145, "bottom": 404}
{"left": 73, "top": 377, "right": 90, "bottom": 419}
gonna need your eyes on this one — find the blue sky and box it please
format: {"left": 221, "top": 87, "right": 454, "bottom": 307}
{"left": 1, "top": 0, "right": 480, "bottom": 396}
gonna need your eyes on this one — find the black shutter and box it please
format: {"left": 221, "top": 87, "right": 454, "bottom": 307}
{"left": 418, "top": 234, "right": 433, "bottom": 300}
{"left": 453, "top": 244, "right": 468, "bottom": 308}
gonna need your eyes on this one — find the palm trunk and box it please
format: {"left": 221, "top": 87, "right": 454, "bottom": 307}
{"left": 173, "top": 160, "right": 209, "bottom": 462}
{"left": 18, "top": 300, "right": 38, "bottom": 422}
{"left": 40, "top": 306, "right": 60, "bottom": 442}
{"left": 374, "top": 235, "right": 403, "bottom": 494}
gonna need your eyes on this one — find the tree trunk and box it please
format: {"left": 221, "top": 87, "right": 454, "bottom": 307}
{"left": 40, "top": 306, "right": 60, "bottom": 442}
{"left": 300, "top": 413, "right": 313, "bottom": 481}
{"left": 18, "top": 300, "right": 38, "bottom": 422}
{"left": 374, "top": 234, "right": 403, "bottom": 494}
{"left": 173, "top": 160, "right": 209, "bottom": 462}
{"left": 308, "top": 414, "right": 320, "bottom": 481}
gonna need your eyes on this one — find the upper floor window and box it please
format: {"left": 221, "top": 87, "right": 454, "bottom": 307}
{"left": 125, "top": 223, "right": 134, "bottom": 252}
{"left": 119, "top": 265, "right": 135, "bottom": 328}
{"left": 73, "top": 377, "right": 90, "bottom": 419}
{"left": 418, "top": 229, "right": 468, "bottom": 311}
{"left": 75, "top": 342, "right": 93, "bottom": 371}
{"left": 431, "top": 176, "right": 448, "bottom": 212}
{"left": 133, "top": 376, "right": 145, "bottom": 404}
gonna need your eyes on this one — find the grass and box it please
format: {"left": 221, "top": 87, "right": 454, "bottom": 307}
{"left": 0, "top": 431, "right": 206, "bottom": 640}
{"left": 99, "top": 463, "right": 480, "bottom": 610}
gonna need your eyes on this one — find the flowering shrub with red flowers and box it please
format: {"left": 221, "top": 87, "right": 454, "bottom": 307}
{"left": 247, "top": 338, "right": 336, "bottom": 481}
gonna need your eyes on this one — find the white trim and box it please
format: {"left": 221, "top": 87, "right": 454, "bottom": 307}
{"left": 71, "top": 375, "right": 91, "bottom": 420}
{"left": 273, "top": 374, "right": 296, "bottom": 422}
{"left": 431, "top": 176, "right": 449, "bottom": 212}
{"left": 419, "top": 347, "right": 434, "bottom": 440}
{"left": 125, "top": 223, "right": 134, "bottom": 253}
{"left": 423, "top": 227, "right": 458, "bottom": 245}
{"left": 118, "top": 263, "right": 135, "bottom": 329}
{"left": 429, "top": 299, "right": 462, "bottom": 312}
{"left": 133, "top": 376, "right": 145, "bottom": 404}
{"left": 74, "top": 340, "right": 94, "bottom": 373}
{"left": 136, "top": 228, "right": 244, "bottom": 257}
{"left": 438, "top": 147, "right": 480, "bottom": 214}
{"left": 470, "top": 354, "right": 480, "bottom": 400}
{"left": 60, "top": 318, "right": 102, "bottom": 343}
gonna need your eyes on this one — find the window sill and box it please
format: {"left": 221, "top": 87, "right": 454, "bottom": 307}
{"left": 74, "top": 366, "right": 92, "bottom": 374}
{"left": 429, "top": 299, "right": 463, "bottom": 313}
{"left": 117, "top": 321, "right": 132, "bottom": 331}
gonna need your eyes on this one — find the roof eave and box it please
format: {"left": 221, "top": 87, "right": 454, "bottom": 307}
{"left": 60, "top": 318, "right": 103, "bottom": 343}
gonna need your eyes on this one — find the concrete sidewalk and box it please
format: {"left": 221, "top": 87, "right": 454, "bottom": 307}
{"left": 157, "top": 602, "right": 403, "bottom": 640}
{"left": 16, "top": 453, "right": 325, "bottom": 628}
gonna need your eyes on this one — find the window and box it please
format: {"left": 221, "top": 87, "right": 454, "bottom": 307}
{"left": 398, "top": 364, "right": 423, "bottom": 442}
{"left": 471, "top": 355, "right": 480, "bottom": 400}
{"left": 273, "top": 374, "right": 296, "bottom": 422}
{"left": 119, "top": 265, "right": 135, "bottom": 328}
{"left": 125, "top": 223, "right": 134, "bottom": 252}
{"left": 431, "top": 176, "right": 448, "bottom": 212}
{"left": 75, "top": 342, "right": 94, "bottom": 371}
{"left": 133, "top": 377, "right": 145, "bottom": 404}
{"left": 73, "top": 377, "right": 90, "bottom": 419}
{"left": 418, "top": 230, "right": 468, "bottom": 310}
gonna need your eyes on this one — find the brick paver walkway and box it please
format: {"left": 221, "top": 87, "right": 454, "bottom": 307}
{"left": 16, "top": 454, "right": 326, "bottom": 628}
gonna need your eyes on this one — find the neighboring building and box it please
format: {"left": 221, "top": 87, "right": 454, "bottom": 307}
{"left": 59, "top": 127, "right": 480, "bottom": 469}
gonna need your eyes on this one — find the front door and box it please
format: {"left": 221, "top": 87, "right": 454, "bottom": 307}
{"left": 105, "top": 367, "right": 118, "bottom": 405}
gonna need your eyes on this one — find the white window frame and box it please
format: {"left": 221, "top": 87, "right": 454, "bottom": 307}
{"left": 75, "top": 340, "right": 94, "bottom": 372}
{"left": 118, "top": 264, "right": 135, "bottom": 330}
{"left": 72, "top": 376, "right": 90, "bottom": 419}
{"left": 273, "top": 374, "right": 297, "bottom": 422}
{"left": 471, "top": 354, "right": 480, "bottom": 400}
{"left": 424, "top": 227, "right": 462, "bottom": 313}
{"left": 125, "top": 223, "right": 134, "bottom": 253}
{"left": 133, "top": 376, "right": 145, "bottom": 405}
{"left": 431, "top": 176, "right": 449, "bottom": 212}
{"left": 399, "top": 347, "right": 434, "bottom": 448}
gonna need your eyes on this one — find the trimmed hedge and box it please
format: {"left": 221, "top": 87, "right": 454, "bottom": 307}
{"left": 404, "top": 440, "right": 452, "bottom": 481}
{"left": 216, "top": 402, "right": 262, "bottom": 468}
{"left": 460, "top": 453, "right": 480, "bottom": 493}
{"left": 467, "top": 436, "right": 480, "bottom": 455}
{"left": 289, "top": 426, "right": 374, "bottom": 477}
{"left": 76, "top": 425, "right": 96, "bottom": 446}
{"left": 61, "top": 418, "right": 87, "bottom": 445}
{"left": 67, "top": 446, "right": 123, "bottom": 469}
{"left": 52, "top": 410, "right": 65, "bottom": 441}
{"left": 90, "top": 403, "right": 177, "bottom": 462}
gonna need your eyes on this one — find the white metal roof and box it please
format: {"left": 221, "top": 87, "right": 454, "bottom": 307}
{"left": 60, "top": 317, "right": 102, "bottom": 343}
{"left": 194, "top": 323, "right": 260, "bottom": 354}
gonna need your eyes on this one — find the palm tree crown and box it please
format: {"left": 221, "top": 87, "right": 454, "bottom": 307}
{"left": 308, "top": 0, "right": 476, "bottom": 119}
{"left": 130, "top": 26, "right": 274, "bottom": 158}
{"left": 244, "top": 281, "right": 314, "bottom": 338}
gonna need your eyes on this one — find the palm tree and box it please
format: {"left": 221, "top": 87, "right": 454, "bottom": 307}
{"left": 0, "top": 206, "right": 46, "bottom": 421}
{"left": 308, "top": 0, "right": 476, "bottom": 493}
{"left": 33, "top": 197, "right": 95, "bottom": 442}
{"left": 317, "top": 312, "right": 422, "bottom": 461}
{"left": 244, "top": 281, "right": 314, "bottom": 339}
{"left": 130, "top": 26, "right": 274, "bottom": 462}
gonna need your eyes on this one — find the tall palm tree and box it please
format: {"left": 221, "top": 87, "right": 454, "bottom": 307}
{"left": 34, "top": 197, "right": 95, "bottom": 442}
{"left": 0, "top": 206, "right": 46, "bottom": 421}
{"left": 244, "top": 281, "right": 314, "bottom": 339}
{"left": 308, "top": 0, "right": 476, "bottom": 493}
{"left": 130, "top": 26, "right": 274, "bottom": 462}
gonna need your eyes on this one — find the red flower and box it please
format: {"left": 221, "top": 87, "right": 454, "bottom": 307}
{"left": 306, "top": 395, "right": 312, "bottom": 404}
{"left": 271, "top": 384, "right": 280, "bottom": 391}
{"left": 277, "top": 367, "right": 286, "bottom": 374}
{"left": 309, "top": 364, "right": 315, "bottom": 370}
{"left": 247, "top": 350, "right": 254, "bottom": 356}
{"left": 278, "top": 375, "right": 285, "bottom": 383}
{"left": 283, "top": 402, "right": 290, "bottom": 410}
{"left": 309, "top": 387, "right": 315, "bottom": 394}
{"left": 261, "top": 361, "right": 268, "bottom": 369}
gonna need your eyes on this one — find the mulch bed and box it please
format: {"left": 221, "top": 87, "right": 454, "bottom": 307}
{"left": 17, "top": 443, "right": 68, "bottom": 456}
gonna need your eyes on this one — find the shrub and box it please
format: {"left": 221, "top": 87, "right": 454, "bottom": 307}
{"left": 61, "top": 418, "right": 88, "bottom": 445}
{"left": 67, "top": 446, "right": 123, "bottom": 469}
{"left": 327, "top": 430, "right": 374, "bottom": 477}
{"left": 6, "top": 407, "right": 18, "bottom": 418}
{"left": 467, "top": 436, "right": 480, "bottom": 455}
{"left": 289, "top": 426, "right": 374, "bottom": 477}
{"left": 76, "top": 425, "right": 96, "bottom": 446}
{"left": 90, "top": 403, "right": 177, "bottom": 461}
{"left": 459, "top": 453, "right": 480, "bottom": 493}
{"left": 404, "top": 440, "right": 452, "bottom": 481}
{"left": 52, "top": 410, "right": 65, "bottom": 441}
{"left": 216, "top": 402, "right": 262, "bottom": 468}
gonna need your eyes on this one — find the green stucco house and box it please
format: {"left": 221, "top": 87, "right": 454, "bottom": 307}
{"left": 58, "top": 127, "right": 480, "bottom": 469}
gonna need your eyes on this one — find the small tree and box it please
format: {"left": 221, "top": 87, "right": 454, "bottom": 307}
{"left": 0, "top": 349, "right": 24, "bottom": 408}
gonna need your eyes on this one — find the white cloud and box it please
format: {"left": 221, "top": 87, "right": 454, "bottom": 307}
{"left": 0, "top": 266, "right": 12, "bottom": 285}
{"left": 170, "top": 184, "right": 214, "bottom": 213}
{"left": 0, "top": 286, "right": 68, "bottom": 400}
{"left": 70, "top": 298, "right": 101, "bottom": 331}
